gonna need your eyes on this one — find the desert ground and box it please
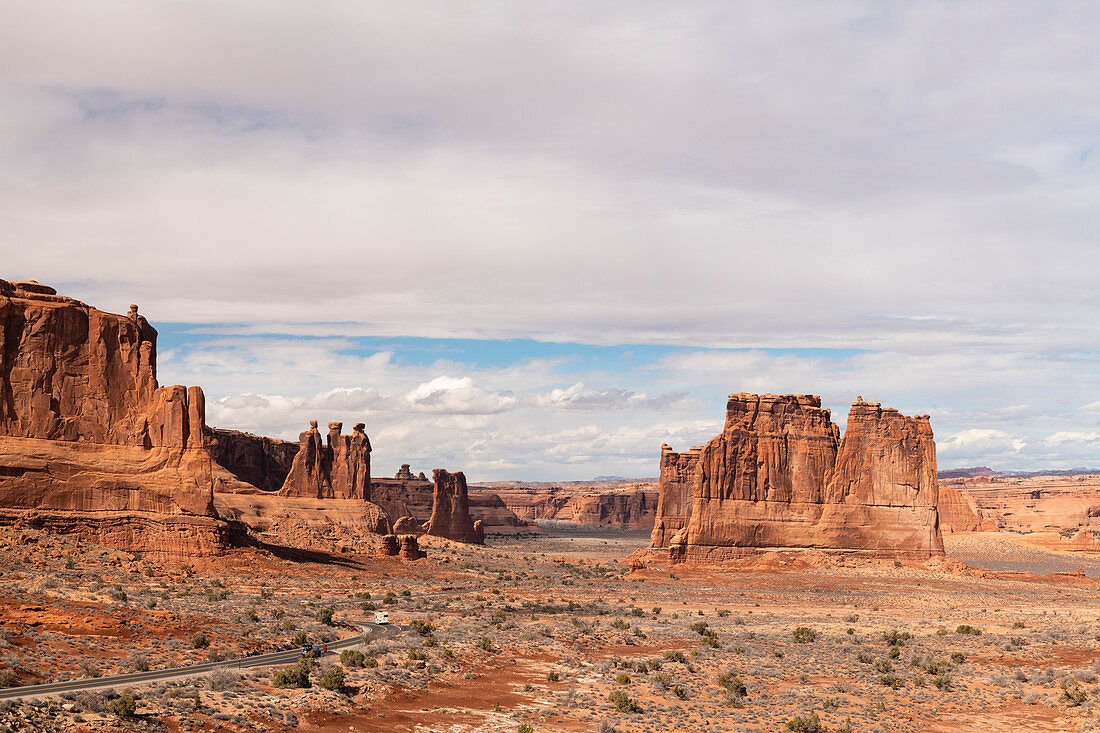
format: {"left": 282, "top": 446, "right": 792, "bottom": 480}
{"left": 4, "top": 524, "right": 1100, "bottom": 732}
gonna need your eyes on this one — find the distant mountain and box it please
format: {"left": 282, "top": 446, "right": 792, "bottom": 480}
{"left": 938, "top": 466, "right": 996, "bottom": 479}
{"left": 939, "top": 465, "right": 1100, "bottom": 479}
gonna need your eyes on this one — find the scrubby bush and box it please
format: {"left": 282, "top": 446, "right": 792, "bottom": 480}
{"left": 664, "top": 651, "right": 687, "bottom": 663}
{"left": 785, "top": 711, "right": 825, "bottom": 732}
{"left": 191, "top": 632, "right": 210, "bottom": 649}
{"left": 608, "top": 689, "right": 641, "bottom": 713}
{"left": 273, "top": 660, "right": 313, "bottom": 689}
{"left": 107, "top": 691, "right": 138, "bottom": 719}
{"left": 316, "top": 608, "right": 335, "bottom": 626}
{"left": 318, "top": 665, "right": 346, "bottom": 692}
{"left": 477, "top": 636, "right": 494, "bottom": 652}
{"left": 955, "top": 625, "right": 982, "bottom": 636}
{"left": 792, "top": 627, "right": 817, "bottom": 644}
{"left": 717, "top": 672, "right": 748, "bottom": 699}
{"left": 409, "top": 619, "right": 435, "bottom": 636}
{"left": 340, "top": 649, "right": 366, "bottom": 668}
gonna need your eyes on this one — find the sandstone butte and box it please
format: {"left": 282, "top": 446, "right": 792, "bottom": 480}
{"left": 0, "top": 278, "right": 483, "bottom": 560}
{"left": 646, "top": 393, "right": 946, "bottom": 564}
{"left": 426, "top": 469, "right": 485, "bottom": 544}
{"left": 0, "top": 279, "right": 223, "bottom": 560}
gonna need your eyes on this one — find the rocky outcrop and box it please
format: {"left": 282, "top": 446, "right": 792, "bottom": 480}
{"left": 649, "top": 445, "right": 702, "bottom": 547}
{"left": 0, "top": 279, "right": 222, "bottom": 560}
{"left": 375, "top": 467, "right": 530, "bottom": 534}
{"left": 392, "top": 515, "right": 424, "bottom": 535}
{"left": 380, "top": 533, "right": 425, "bottom": 560}
{"left": 278, "top": 421, "right": 371, "bottom": 500}
{"left": 938, "top": 484, "right": 996, "bottom": 533}
{"left": 426, "top": 468, "right": 484, "bottom": 544}
{"left": 942, "top": 473, "right": 1100, "bottom": 534}
{"left": 491, "top": 484, "right": 656, "bottom": 529}
{"left": 204, "top": 427, "right": 298, "bottom": 492}
{"left": 653, "top": 393, "right": 944, "bottom": 563}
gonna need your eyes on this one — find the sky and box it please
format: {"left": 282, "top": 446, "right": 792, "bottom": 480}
{"left": 4, "top": 2, "right": 1100, "bottom": 480}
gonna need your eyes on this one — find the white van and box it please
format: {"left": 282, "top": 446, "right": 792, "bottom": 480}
{"left": 374, "top": 610, "right": 390, "bottom": 624}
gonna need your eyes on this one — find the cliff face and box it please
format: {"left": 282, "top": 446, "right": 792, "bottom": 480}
{"left": 938, "top": 484, "right": 995, "bottom": 533}
{"left": 204, "top": 427, "right": 298, "bottom": 492}
{"left": 278, "top": 421, "right": 371, "bottom": 500}
{"left": 0, "top": 279, "right": 222, "bottom": 559}
{"left": 649, "top": 445, "right": 702, "bottom": 547}
{"left": 426, "top": 468, "right": 484, "bottom": 544}
{"left": 374, "top": 467, "right": 530, "bottom": 534}
{"left": 655, "top": 393, "right": 944, "bottom": 563}
{"left": 497, "top": 485, "right": 657, "bottom": 529}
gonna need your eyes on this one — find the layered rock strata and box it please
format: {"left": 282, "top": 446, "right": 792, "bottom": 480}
{"left": 650, "top": 393, "right": 944, "bottom": 563}
{"left": 937, "top": 484, "right": 996, "bottom": 533}
{"left": 0, "top": 279, "right": 223, "bottom": 559}
{"left": 426, "top": 468, "right": 484, "bottom": 544}
{"left": 649, "top": 446, "right": 702, "bottom": 546}
{"left": 494, "top": 484, "right": 657, "bottom": 529}
{"left": 374, "top": 467, "right": 530, "bottom": 535}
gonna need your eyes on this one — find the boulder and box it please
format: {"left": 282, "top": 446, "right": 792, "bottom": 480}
{"left": 392, "top": 515, "right": 425, "bottom": 535}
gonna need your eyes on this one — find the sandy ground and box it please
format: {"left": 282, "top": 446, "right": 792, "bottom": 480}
{"left": 3, "top": 524, "right": 1100, "bottom": 732}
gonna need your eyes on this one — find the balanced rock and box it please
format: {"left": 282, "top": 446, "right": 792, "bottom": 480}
{"left": 392, "top": 515, "right": 425, "bottom": 535}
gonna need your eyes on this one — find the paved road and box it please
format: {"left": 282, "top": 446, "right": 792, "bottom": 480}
{"left": 0, "top": 622, "right": 391, "bottom": 701}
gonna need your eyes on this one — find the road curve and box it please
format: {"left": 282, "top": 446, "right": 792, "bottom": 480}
{"left": 0, "top": 622, "right": 391, "bottom": 701}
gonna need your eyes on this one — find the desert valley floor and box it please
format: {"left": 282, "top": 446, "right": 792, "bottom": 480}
{"left": 4, "top": 523, "right": 1100, "bottom": 733}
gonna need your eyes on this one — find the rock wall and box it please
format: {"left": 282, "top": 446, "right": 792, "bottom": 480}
{"left": 0, "top": 279, "right": 222, "bottom": 559}
{"left": 653, "top": 393, "right": 944, "bottom": 563}
{"left": 426, "top": 468, "right": 484, "bottom": 544}
{"left": 938, "top": 484, "right": 996, "bottom": 533}
{"left": 375, "top": 467, "right": 530, "bottom": 534}
{"left": 278, "top": 421, "right": 371, "bottom": 500}
{"left": 495, "top": 484, "right": 657, "bottom": 529}
{"left": 204, "top": 427, "right": 298, "bottom": 492}
{"left": 649, "top": 445, "right": 702, "bottom": 547}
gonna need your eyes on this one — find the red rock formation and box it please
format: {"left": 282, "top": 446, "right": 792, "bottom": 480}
{"left": 375, "top": 467, "right": 529, "bottom": 534}
{"left": 491, "top": 483, "right": 656, "bottom": 529}
{"left": 0, "top": 279, "right": 223, "bottom": 559}
{"left": 938, "top": 484, "right": 996, "bottom": 533}
{"left": 649, "top": 445, "right": 702, "bottom": 547}
{"left": 278, "top": 420, "right": 371, "bottom": 500}
{"left": 655, "top": 393, "right": 944, "bottom": 563}
{"left": 392, "top": 515, "right": 424, "bottom": 535}
{"left": 426, "top": 468, "right": 484, "bottom": 544}
{"left": 204, "top": 427, "right": 298, "bottom": 492}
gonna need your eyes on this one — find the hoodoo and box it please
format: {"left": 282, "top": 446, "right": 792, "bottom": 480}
{"left": 647, "top": 393, "right": 944, "bottom": 563}
{"left": 0, "top": 279, "right": 224, "bottom": 559}
{"left": 426, "top": 468, "right": 484, "bottom": 544}
{"left": 278, "top": 420, "right": 371, "bottom": 500}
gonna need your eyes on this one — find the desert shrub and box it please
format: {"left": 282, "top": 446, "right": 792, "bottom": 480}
{"left": 477, "top": 636, "right": 494, "bottom": 652}
{"left": 518, "top": 725, "right": 534, "bottom": 733}
{"left": 547, "top": 671, "right": 560, "bottom": 682}
{"left": 1013, "top": 621, "right": 1026, "bottom": 629}
{"left": 364, "top": 656, "right": 379, "bottom": 668}
{"left": 690, "top": 621, "right": 709, "bottom": 635}
{"left": 409, "top": 620, "right": 435, "bottom": 636}
{"left": 316, "top": 608, "right": 335, "bottom": 626}
{"left": 340, "top": 650, "right": 365, "bottom": 668}
{"left": 610, "top": 619, "right": 630, "bottom": 631}
{"left": 785, "top": 711, "right": 825, "bottom": 732}
{"left": 879, "top": 673, "right": 904, "bottom": 689}
{"left": 107, "top": 691, "right": 138, "bottom": 719}
{"left": 130, "top": 655, "right": 150, "bottom": 672}
{"left": 318, "top": 665, "right": 345, "bottom": 692}
{"left": 883, "top": 629, "right": 913, "bottom": 646}
{"left": 361, "top": 601, "right": 377, "bottom": 611}
{"left": 1063, "top": 681, "right": 1088, "bottom": 706}
{"left": 950, "top": 652, "right": 966, "bottom": 664}
{"left": 844, "top": 614, "right": 860, "bottom": 623}
{"left": 717, "top": 672, "right": 748, "bottom": 699}
{"left": 702, "top": 630, "right": 720, "bottom": 648}
{"left": 615, "top": 674, "right": 631, "bottom": 684}
{"left": 191, "top": 632, "right": 210, "bottom": 649}
{"left": 888, "top": 646, "right": 901, "bottom": 659}
{"left": 293, "top": 631, "right": 308, "bottom": 646}
{"left": 856, "top": 651, "right": 873, "bottom": 664}
{"left": 607, "top": 689, "right": 641, "bottom": 713}
{"left": 933, "top": 673, "right": 952, "bottom": 690}
{"left": 407, "top": 647, "right": 427, "bottom": 661}
{"left": 955, "top": 625, "right": 982, "bottom": 636}
{"left": 273, "top": 660, "right": 313, "bottom": 688}
{"left": 207, "top": 668, "right": 238, "bottom": 691}
{"left": 792, "top": 627, "right": 817, "bottom": 644}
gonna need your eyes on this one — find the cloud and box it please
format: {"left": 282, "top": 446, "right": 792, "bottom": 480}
{"left": 532, "top": 383, "right": 690, "bottom": 411}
